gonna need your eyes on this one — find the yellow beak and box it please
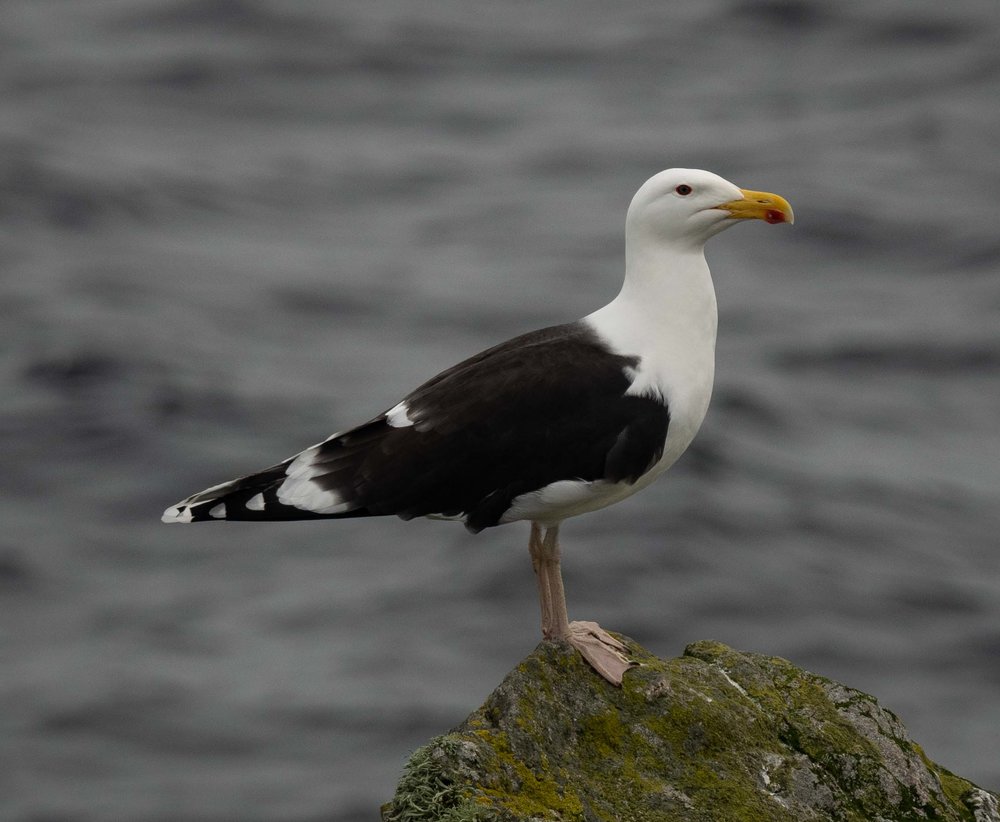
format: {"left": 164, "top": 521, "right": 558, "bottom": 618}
{"left": 719, "top": 188, "right": 794, "bottom": 225}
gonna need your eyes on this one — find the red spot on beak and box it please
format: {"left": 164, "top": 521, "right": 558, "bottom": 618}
{"left": 764, "top": 209, "right": 786, "bottom": 224}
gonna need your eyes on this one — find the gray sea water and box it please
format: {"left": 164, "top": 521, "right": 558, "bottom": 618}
{"left": 2, "top": 1, "right": 999, "bottom": 819}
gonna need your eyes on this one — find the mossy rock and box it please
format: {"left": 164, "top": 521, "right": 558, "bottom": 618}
{"left": 381, "top": 638, "right": 998, "bottom": 821}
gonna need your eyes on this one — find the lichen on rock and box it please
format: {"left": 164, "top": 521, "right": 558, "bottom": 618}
{"left": 381, "top": 637, "right": 997, "bottom": 821}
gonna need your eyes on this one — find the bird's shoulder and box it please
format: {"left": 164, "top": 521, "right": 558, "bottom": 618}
{"left": 403, "top": 320, "right": 640, "bottom": 412}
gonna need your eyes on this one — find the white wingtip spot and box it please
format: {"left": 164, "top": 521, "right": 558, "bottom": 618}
{"left": 385, "top": 400, "right": 415, "bottom": 428}
{"left": 209, "top": 503, "right": 226, "bottom": 519}
{"left": 162, "top": 504, "right": 193, "bottom": 524}
{"left": 246, "top": 493, "right": 265, "bottom": 511}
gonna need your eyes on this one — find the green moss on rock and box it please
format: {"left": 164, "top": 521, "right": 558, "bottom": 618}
{"left": 382, "top": 638, "right": 997, "bottom": 821}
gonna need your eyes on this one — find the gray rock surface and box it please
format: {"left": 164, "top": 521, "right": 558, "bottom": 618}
{"left": 382, "top": 638, "right": 997, "bottom": 821}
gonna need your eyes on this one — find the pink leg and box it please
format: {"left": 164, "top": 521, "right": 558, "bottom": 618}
{"left": 527, "top": 523, "right": 635, "bottom": 686}
{"left": 540, "top": 525, "right": 572, "bottom": 640}
{"left": 529, "top": 523, "right": 555, "bottom": 639}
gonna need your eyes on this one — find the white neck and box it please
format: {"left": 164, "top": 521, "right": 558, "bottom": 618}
{"left": 584, "top": 238, "right": 719, "bottom": 442}
{"left": 588, "top": 240, "right": 718, "bottom": 364}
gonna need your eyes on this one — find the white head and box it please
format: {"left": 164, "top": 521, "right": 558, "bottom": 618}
{"left": 626, "top": 168, "right": 793, "bottom": 252}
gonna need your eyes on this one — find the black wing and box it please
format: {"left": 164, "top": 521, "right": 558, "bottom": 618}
{"left": 164, "top": 322, "right": 670, "bottom": 530}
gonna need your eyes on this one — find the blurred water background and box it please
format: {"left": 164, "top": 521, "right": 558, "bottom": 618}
{"left": 2, "top": 1, "right": 999, "bottom": 819}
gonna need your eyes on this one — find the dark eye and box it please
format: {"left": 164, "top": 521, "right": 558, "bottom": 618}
{"left": 675, "top": 184, "right": 692, "bottom": 196}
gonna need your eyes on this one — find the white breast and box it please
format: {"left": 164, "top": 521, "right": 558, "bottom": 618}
{"left": 586, "top": 247, "right": 718, "bottom": 472}
{"left": 500, "top": 247, "right": 719, "bottom": 528}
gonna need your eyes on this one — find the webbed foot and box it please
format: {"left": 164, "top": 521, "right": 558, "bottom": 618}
{"left": 566, "top": 620, "right": 636, "bottom": 686}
